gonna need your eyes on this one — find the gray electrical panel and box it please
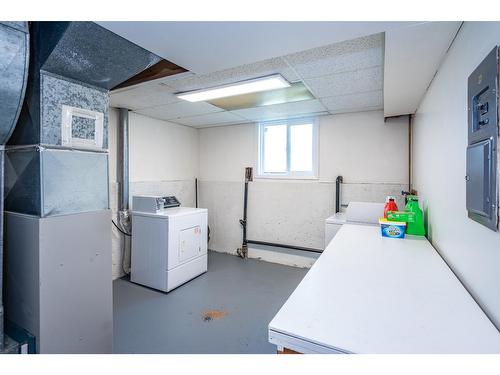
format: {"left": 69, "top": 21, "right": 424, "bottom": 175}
{"left": 466, "top": 47, "right": 499, "bottom": 231}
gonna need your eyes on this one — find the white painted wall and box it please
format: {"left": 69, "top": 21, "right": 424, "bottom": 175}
{"left": 199, "top": 111, "right": 409, "bottom": 183}
{"left": 319, "top": 111, "right": 409, "bottom": 183}
{"left": 412, "top": 22, "right": 500, "bottom": 329}
{"left": 199, "top": 110, "right": 409, "bottom": 264}
{"left": 109, "top": 110, "right": 199, "bottom": 279}
{"left": 128, "top": 112, "right": 198, "bottom": 183}
{"left": 108, "top": 109, "right": 408, "bottom": 276}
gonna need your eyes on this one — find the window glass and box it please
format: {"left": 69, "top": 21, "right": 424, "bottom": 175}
{"left": 258, "top": 118, "right": 317, "bottom": 178}
{"left": 262, "top": 124, "right": 287, "bottom": 173}
{"left": 290, "top": 123, "right": 313, "bottom": 172}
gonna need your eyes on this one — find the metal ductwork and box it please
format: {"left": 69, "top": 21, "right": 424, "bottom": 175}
{"left": 0, "top": 22, "right": 29, "bottom": 144}
{"left": 5, "top": 22, "right": 161, "bottom": 216}
{"left": 0, "top": 21, "right": 29, "bottom": 353}
{"left": 3, "top": 21, "right": 160, "bottom": 353}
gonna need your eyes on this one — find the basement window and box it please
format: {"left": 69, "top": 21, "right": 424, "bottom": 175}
{"left": 257, "top": 118, "right": 318, "bottom": 179}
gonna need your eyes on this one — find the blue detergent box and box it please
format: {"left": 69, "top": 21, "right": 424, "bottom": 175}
{"left": 379, "top": 218, "right": 406, "bottom": 239}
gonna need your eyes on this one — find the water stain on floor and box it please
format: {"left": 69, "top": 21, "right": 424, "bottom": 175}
{"left": 203, "top": 310, "right": 227, "bottom": 322}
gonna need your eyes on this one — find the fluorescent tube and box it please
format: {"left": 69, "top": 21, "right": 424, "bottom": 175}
{"left": 176, "top": 74, "right": 291, "bottom": 102}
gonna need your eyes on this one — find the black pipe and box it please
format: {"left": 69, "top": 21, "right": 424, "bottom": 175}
{"left": 408, "top": 114, "right": 412, "bottom": 190}
{"left": 238, "top": 167, "right": 253, "bottom": 258}
{"left": 247, "top": 240, "right": 323, "bottom": 254}
{"left": 195, "top": 178, "right": 198, "bottom": 208}
{"left": 335, "top": 175, "right": 343, "bottom": 213}
{"left": 242, "top": 181, "right": 248, "bottom": 244}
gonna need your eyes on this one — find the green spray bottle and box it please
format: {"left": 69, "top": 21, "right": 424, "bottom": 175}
{"left": 405, "top": 195, "right": 426, "bottom": 236}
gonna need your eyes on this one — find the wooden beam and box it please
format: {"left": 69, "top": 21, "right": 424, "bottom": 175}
{"left": 113, "top": 59, "right": 187, "bottom": 90}
{"left": 277, "top": 347, "right": 302, "bottom": 354}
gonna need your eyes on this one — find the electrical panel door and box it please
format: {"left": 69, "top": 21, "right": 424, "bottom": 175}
{"left": 466, "top": 47, "right": 499, "bottom": 231}
{"left": 466, "top": 139, "right": 493, "bottom": 218}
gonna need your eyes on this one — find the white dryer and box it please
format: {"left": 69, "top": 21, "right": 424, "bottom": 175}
{"left": 131, "top": 196, "right": 208, "bottom": 292}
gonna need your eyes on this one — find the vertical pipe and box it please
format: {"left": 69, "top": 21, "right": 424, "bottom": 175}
{"left": 195, "top": 178, "right": 198, "bottom": 208}
{"left": 335, "top": 175, "right": 343, "bottom": 213}
{"left": 242, "top": 181, "right": 248, "bottom": 245}
{"left": 117, "top": 108, "right": 129, "bottom": 211}
{"left": 408, "top": 114, "right": 412, "bottom": 190}
{"left": 238, "top": 167, "right": 253, "bottom": 258}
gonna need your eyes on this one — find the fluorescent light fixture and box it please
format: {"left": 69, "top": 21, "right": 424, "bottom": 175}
{"left": 176, "top": 74, "right": 291, "bottom": 102}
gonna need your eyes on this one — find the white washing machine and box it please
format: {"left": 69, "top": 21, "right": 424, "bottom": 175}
{"left": 324, "top": 212, "right": 347, "bottom": 248}
{"left": 324, "top": 202, "right": 385, "bottom": 248}
{"left": 131, "top": 196, "right": 208, "bottom": 292}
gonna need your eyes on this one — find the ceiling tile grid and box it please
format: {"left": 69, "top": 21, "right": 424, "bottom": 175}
{"left": 161, "top": 56, "right": 301, "bottom": 93}
{"left": 135, "top": 100, "right": 222, "bottom": 121}
{"left": 328, "top": 105, "right": 384, "bottom": 115}
{"left": 285, "top": 47, "right": 383, "bottom": 80}
{"left": 174, "top": 111, "right": 249, "bottom": 127}
{"left": 302, "top": 66, "right": 383, "bottom": 99}
{"left": 110, "top": 82, "right": 180, "bottom": 110}
{"left": 320, "top": 90, "right": 383, "bottom": 112}
{"left": 230, "top": 99, "right": 328, "bottom": 122}
{"left": 283, "top": 33, "right": 383, "bottom": 79}
{"left": 112, "top": 32, "right": 385, "bottom": 127}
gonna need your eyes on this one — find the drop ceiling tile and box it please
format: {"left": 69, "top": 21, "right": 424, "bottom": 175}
{"left": 134, "top": 101, "right": 222, "bottom": 121}
{"left": 173, "top": 111, "right": 248, "bottom": 127}
{"left": 328, "top": 105, "right": 383, "bottom": 115}
{"left": 163, "top": 57, "right": 300, "bottom": 93}
{"left": 285, "top": 47, "right": 382, "bottom": 80}
{"left": 321, "top": 90, "right": 383, "bottom": 112}
{"left": 304, "top": 66, "right": 383, "bottom": 98}
{"left": 110, "top": 82, "right": 180, "bottom": 110}
{"left": 284, "top": 33, "right": 383, "bottom": 65}
{"left": 231, "top": 99, "right": 327, "bottom": 122}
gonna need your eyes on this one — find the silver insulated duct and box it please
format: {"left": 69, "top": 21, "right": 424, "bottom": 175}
{"left": 0, "top": 21, "right": 29, "bottom": 353}
{"left": 3, "top": 21, "right": 160, "bottom": 353}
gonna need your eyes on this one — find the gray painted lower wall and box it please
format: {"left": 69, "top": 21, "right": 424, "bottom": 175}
{"left": 111, "top": 179, "right": 196, "bottom": 280}
{"left": 199, "top": 180, "right": 408, "bottom": 256}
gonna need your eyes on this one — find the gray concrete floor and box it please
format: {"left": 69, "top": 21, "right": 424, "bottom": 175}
{"left": 113, "top": 251, "right": 308, "bottom": 354}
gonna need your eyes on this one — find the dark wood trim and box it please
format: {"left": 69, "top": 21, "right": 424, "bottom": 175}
{"left": 113, "top": 59, "right": 187, "bottom": 90}
{"left": 277, "top": 347, "right": 302, "bottom": 354}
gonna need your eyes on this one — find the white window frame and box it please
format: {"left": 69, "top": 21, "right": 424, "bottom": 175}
{"left": 256, "top": 117, "right": 319, "bottom": 180}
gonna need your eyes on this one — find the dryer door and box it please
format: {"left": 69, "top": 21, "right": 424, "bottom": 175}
{"left": 179, "top": 225, "right": 202, "bottom": 262}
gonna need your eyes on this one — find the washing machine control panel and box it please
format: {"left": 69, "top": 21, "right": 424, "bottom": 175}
{"left": 162, "top": 196, "right": 180, "bottom": 208}
{"left": 133, "top": 195, "right": 181, "bottom": 213}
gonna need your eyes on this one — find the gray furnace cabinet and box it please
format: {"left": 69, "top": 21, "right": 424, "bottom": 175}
{"left": 4, "top": 210, "right": 113, "bottom": 353}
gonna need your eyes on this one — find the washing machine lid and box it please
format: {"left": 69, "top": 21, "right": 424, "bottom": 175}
{"left": 153, "top": 206, "right": 208, "bottom": 217}
{"left": 326, "top": 212, "right": 346, "bottom": 224}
